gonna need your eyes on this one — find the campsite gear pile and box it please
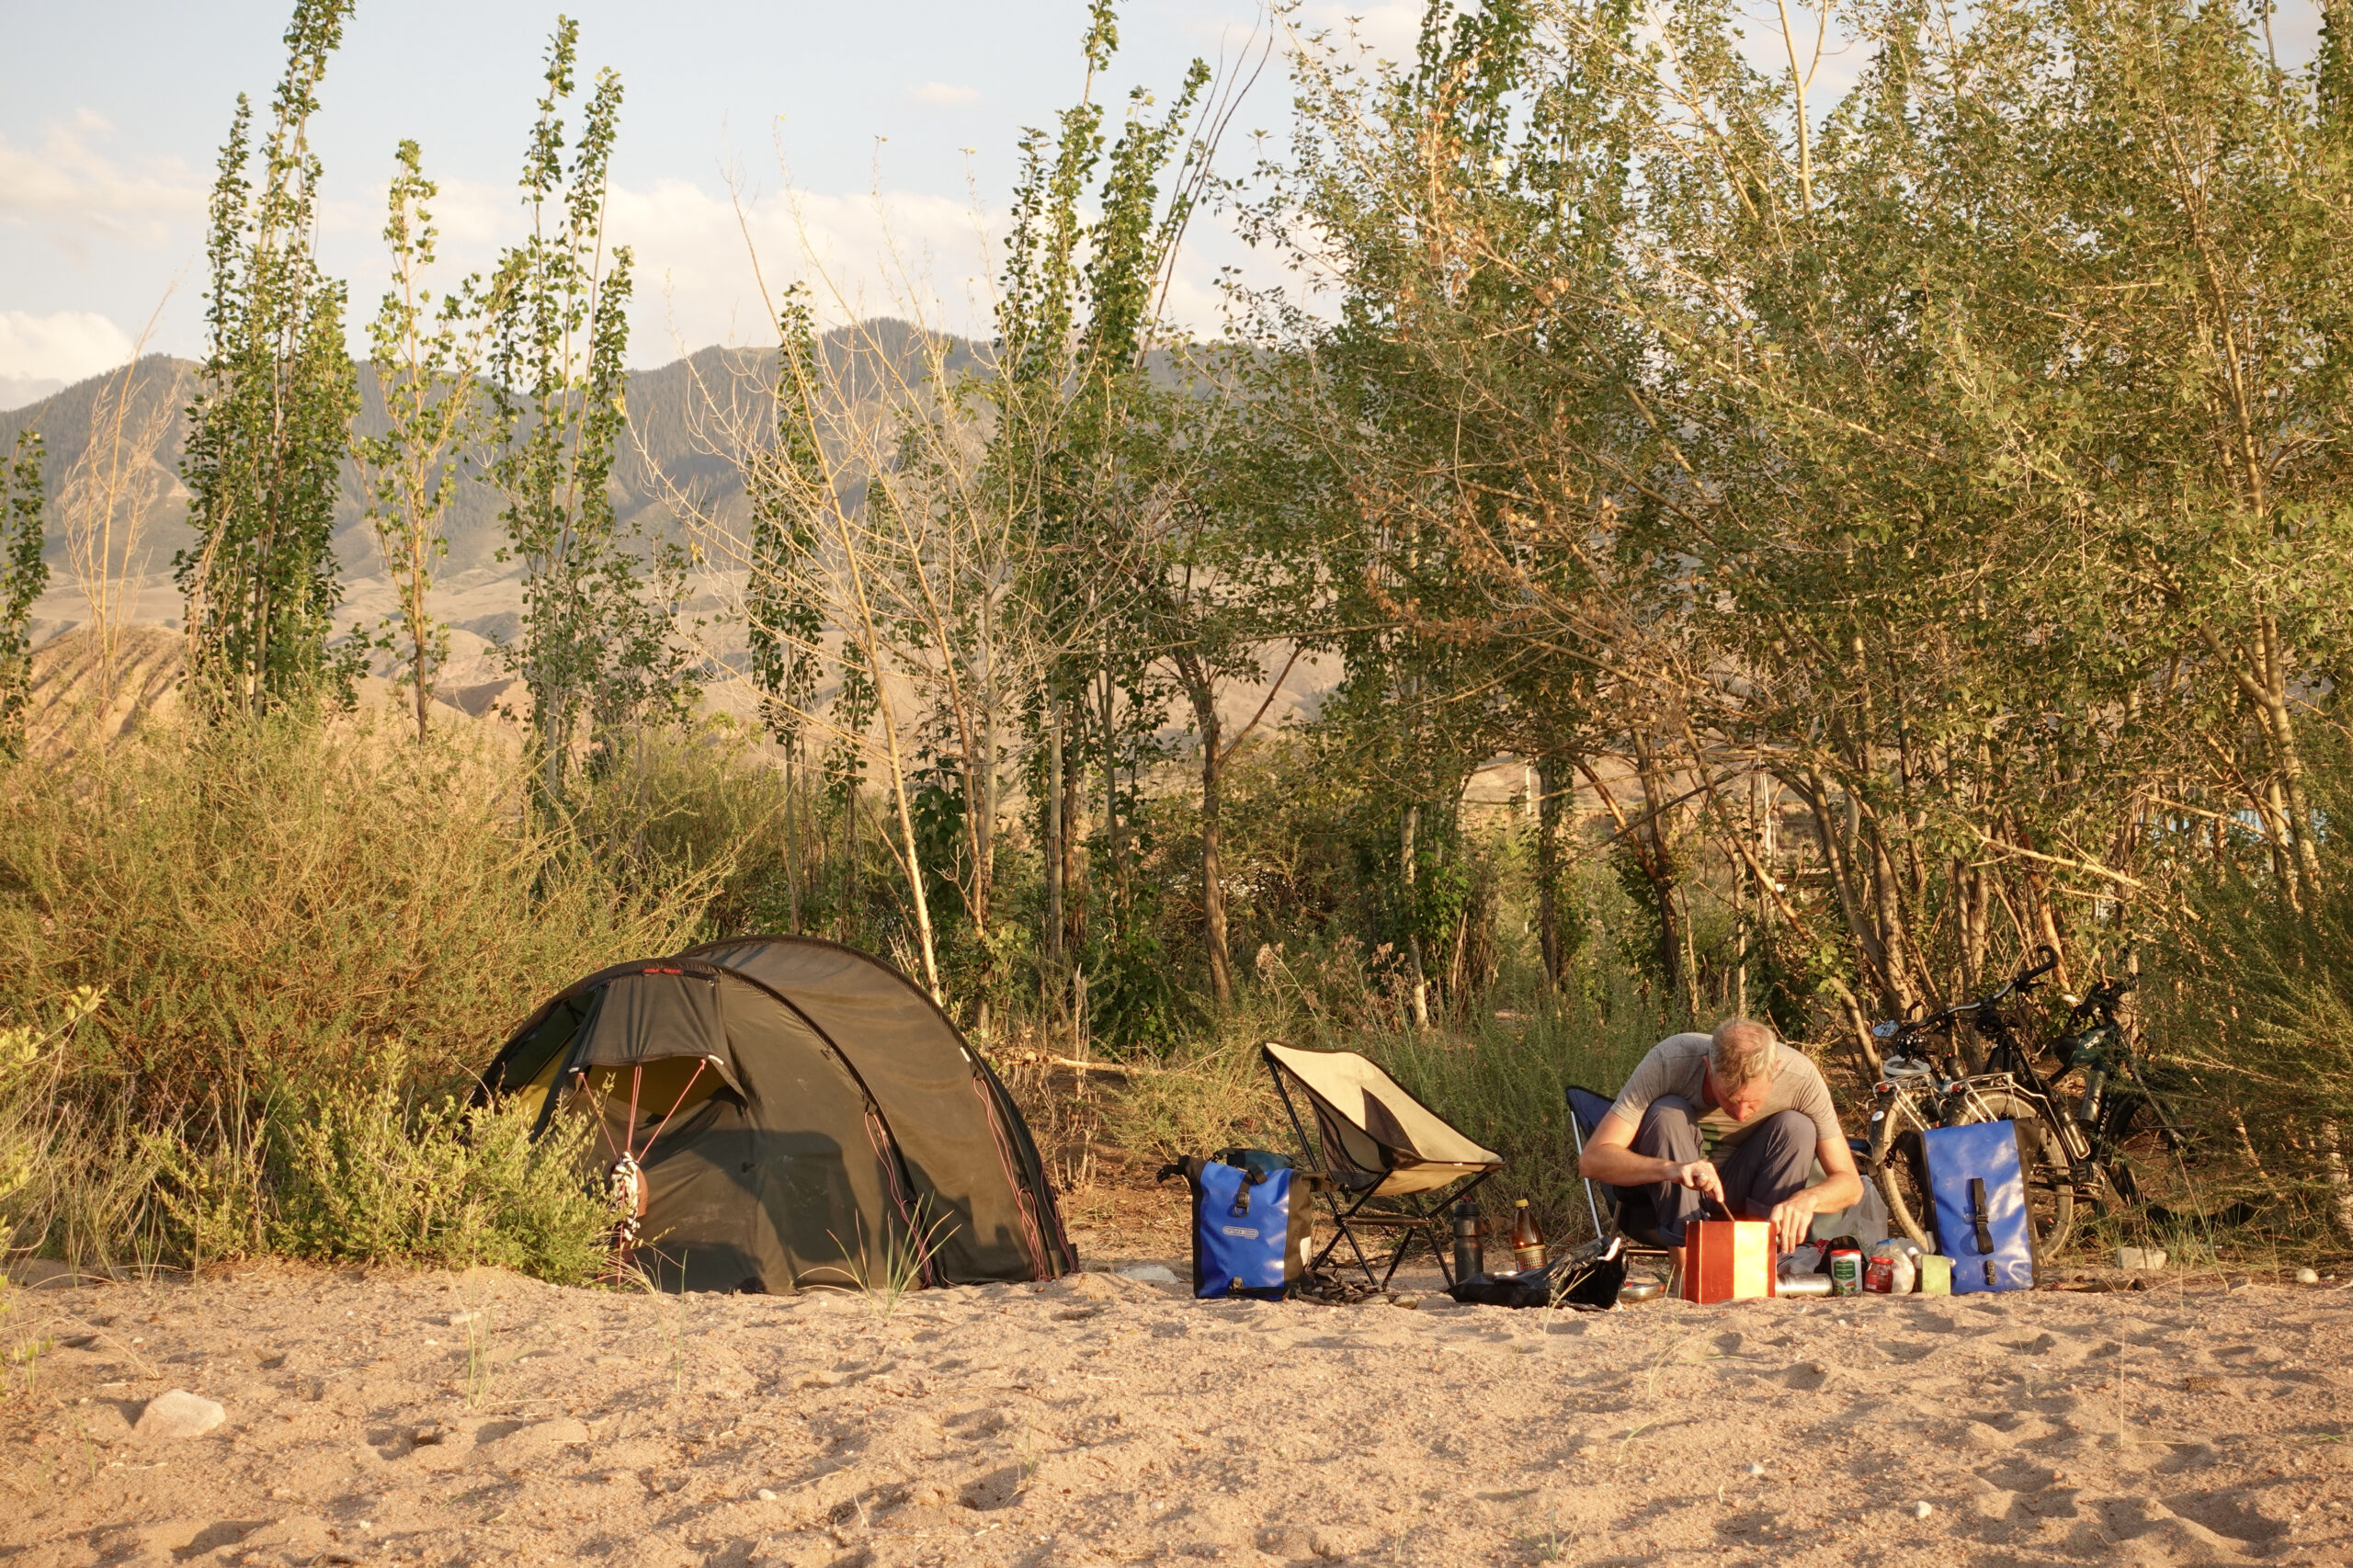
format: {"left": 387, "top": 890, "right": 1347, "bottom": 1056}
{"left": 1446, "top": 1233, "right": 1628, "bottom": 1310}
{"left": 1179, "top": 1041, "right": 2043, "bottom": 1311}
{"left": 481, "top": 937, "right": 1075, "bottom": 1295}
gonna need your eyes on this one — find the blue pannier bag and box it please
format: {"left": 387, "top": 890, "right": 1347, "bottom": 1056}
{"left": 1158, "top": 1151, "right": 1313, "bottom": 1301}
{"left": 1922, "top": 1119, "right": 2039, "bottom": 1293}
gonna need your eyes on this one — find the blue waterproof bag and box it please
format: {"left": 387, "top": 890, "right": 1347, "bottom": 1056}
{"left": 1159, "top": 1152, "right": 1313, "bottom": 1300}
{"left": 1923, "top": 1119, "right": 2038, "bottom": 1293}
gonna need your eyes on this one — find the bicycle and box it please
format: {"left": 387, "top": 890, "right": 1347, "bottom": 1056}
{"left": 1863, "top": 948, "right": 2174, "bottom": 1257}
{"left": 2042, "top": 971, "right": 2193, "bottom": 1205}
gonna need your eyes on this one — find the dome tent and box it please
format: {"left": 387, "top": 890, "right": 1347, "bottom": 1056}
{"left": 482, "top": 936, "right": 1074, "bottom": 1293}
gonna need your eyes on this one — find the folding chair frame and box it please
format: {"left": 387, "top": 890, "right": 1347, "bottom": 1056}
{"left": 1267, "top": 1053, "right": 1499, "bottom": 1290}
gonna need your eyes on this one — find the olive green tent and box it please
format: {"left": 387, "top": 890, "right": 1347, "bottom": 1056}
{"left": 482, "top": 936, "right": 1074, "bottom": 1293}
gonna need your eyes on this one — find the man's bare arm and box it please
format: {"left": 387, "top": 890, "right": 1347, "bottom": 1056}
{"left": 1579, "top": 1109, "right": 1724, "bottom": 1206}
{"left": 1765, "top": 1135, "right": 1867, "bottom": 1251}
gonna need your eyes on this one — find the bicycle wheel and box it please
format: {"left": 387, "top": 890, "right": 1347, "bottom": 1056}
{"left": 1869, "top": 1105, "right": 1938, "bottom": 1252}
{"left": 1972, "top": 1090, "right": 2076, "bottom": 1257}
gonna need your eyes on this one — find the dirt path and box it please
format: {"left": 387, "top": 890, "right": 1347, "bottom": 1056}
{"left": 2, "top": 1260, "right": 2347, "bottom": 1567}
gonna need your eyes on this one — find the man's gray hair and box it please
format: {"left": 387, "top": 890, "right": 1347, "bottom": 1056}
{"left": 1710, "top": 1018, "right": 1779, "bottom": 1090}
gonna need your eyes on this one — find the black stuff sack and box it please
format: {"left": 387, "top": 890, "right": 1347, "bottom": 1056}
{"left": 1158, "top": 1150, "right": 1315, "bottom": 1301}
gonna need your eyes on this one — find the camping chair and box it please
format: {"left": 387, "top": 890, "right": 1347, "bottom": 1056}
{"left": 1262, "top": 1042, "right": 1505, "bottom": 1290}
{"left": 1565, "top": 1085, "right": 1678, "bottom": 1271}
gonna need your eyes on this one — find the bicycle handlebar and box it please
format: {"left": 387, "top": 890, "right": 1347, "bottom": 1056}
{"left": 1871, "top": 946, "right": 2061, "bottom": 1048}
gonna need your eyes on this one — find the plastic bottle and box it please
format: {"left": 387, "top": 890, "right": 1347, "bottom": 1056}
{"left": 1511, "top": 1199, "right": 1548, "bottom": 1272}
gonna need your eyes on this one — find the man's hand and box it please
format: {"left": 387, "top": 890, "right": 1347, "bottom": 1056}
{"left": 1671, "top": 1159, "right": 1725, "bottom": 1210}
{"left": 1767, "top": 1190, "right": 1821, "bottom": 1253}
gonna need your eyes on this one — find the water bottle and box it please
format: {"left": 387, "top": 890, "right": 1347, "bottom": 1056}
{"left": 2076, "top": 1066, "right": 2108, "bottom": 1129}
{"left": 1450, "top": 1199, "right": 1485, "bottom": 1282}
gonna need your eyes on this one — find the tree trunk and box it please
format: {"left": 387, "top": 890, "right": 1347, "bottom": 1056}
{"left": 974, "top": 668, "right": 996, "bottom": 934}
{"left": 1099, "top": 665, "right": 1120, "bottom": 912}
{"left": 1193, "top": 688, "right": 1233, "bottom": 1007}
{"left": 1403, "top": 803, "right": 1429, "bottom": 1029}
{"left": 1045, "top": 693, "right": 1064, "bottom": 966}
{"left": 784, "top": 747, "right": 802, "bottom": 933}
{"left": 2322, "top": 1120, "right": 2353, "bottom": 1248}
{"left": 1630, "top": 733, "right": 1690, "bottom": 1013}
{"left": 1536, "top": 756, "right": 1567, "bottom": 986}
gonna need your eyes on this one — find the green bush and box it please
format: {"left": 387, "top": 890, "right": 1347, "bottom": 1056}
{"left": 0, "top": 709, "right": 712, "bottom": 1278}
{"left": 0, "top": 711, "right": 708, "bottom": 1109}
{"left": 269, "top": 1080, "right": 608, "bottom": 1280}
{"left": 2150, "top": 761, "right": 2353, "bottom": 1250}
{"left": 1358, "top": 988, "right": 1665, "bottom": 1247}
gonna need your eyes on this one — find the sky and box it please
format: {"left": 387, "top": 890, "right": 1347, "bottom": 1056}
{"left": 0, "top": 0, "right": 1366, "bottom": 409}
{"left": 0, "top": 0, "right": 2325, "bottom": 409}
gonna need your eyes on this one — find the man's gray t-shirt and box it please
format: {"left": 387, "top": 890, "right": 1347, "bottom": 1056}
{"left": 1608, "top": 1032, "right": 1843, "bottom": 1155}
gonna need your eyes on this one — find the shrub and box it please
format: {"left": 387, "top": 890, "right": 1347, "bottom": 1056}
{"left": 0, "top": 711, "right": 709, "bottom": 1110}
{"left": 0, "top": 708, "right": 710, "bottom": 1278}
{"left": 269, "top": 1078, "right": 608, "bottom": 1280}
{"left": 1358, "top": 987, "right": 1665, "bottom": 1247}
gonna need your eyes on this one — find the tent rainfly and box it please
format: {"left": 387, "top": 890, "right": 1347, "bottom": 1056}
{"left": 482, "top": 936, "right": 1075, "bottom": 1293}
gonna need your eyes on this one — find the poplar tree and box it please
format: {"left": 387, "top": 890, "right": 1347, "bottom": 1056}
{"left": 744, "top": 290, "right": 829, "bottom": 930}
{"left": 176, "top": 0, "right": 360, "bottom": 716}
{"left": 487, "top": 18, "right": 691, "bottom": 796}
{"left": 357, "top": 140, "right": 499, "bottom": 743}
{"left": 745, "top": 290, "right": 827, "bottom": 763}
{"left": 0, "top": 432, "right": 47, "bottom": 758}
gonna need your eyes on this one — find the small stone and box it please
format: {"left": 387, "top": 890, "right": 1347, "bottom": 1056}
{"left": 1415, "top": 1292, "right": 1460, "bottom": 1313}
{"left": 1745, "top": 1462, "right": 1767, "bottom": 1476}
{"left": 757, "top": 1488, "right": 778, "bottom": 1502}
{"left": 2116, "top": 1246, "right": 2166, "bottom": 1272}
{"left": 134, "top": 1390, "right": 225, "bottom": 1441}
{"left": 2295, "top": 1267, "right": 2321, "bottom": 1285}
{"left": 447, "top": 1311, "right": 480, "bottom": 1326}
{"left": 1115, "top": 1264, "right": 1178, "bottom": 1285}
{"left": 1914, "top": 1502, "right": 1935, "bottom": 1519}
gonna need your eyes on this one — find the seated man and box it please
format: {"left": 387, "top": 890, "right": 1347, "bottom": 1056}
{"left": 1578, "top": 1018, "right": 1862, "bottom": 1252}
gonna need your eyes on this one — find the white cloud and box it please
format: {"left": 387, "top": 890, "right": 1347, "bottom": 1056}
{"left": 0, "top": 375, "right": 64, "bottom": 413}
{"left": 0, "top": 309, "right": 135, "bottom": 384}
{"left": 908, "top": 81, "right": 981, "bottom": 106}
{"left": 0, "top": 116, "right": 203, "bottom": 251}
{"left": 332, "top": 168, "right": 1012, "bottom": 359}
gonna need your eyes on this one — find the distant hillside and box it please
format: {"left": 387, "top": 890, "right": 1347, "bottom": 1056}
{"left": 0, "top": 318, "right": 991, "bottom": 616}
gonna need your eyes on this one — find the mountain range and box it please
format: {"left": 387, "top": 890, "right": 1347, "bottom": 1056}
{"left": 0, "top": 319, "right": 987, "bottom": 655}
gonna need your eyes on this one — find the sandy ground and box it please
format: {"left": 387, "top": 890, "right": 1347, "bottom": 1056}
{"left": 2, "top": 1233, "right": 2347, "bottom": 1568}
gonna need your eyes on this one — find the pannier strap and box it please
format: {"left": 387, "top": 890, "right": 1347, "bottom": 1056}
{"left": 1968, "top": 1177, "right": 1995, "bottom": 1256}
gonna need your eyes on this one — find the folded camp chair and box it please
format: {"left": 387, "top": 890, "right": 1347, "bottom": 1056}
{"left": 1262, "top": 1042, "right": 1505, "bottom": 1289}
{"left": 1565, "top": 1085, "right": 1677, "bottom": 1267}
